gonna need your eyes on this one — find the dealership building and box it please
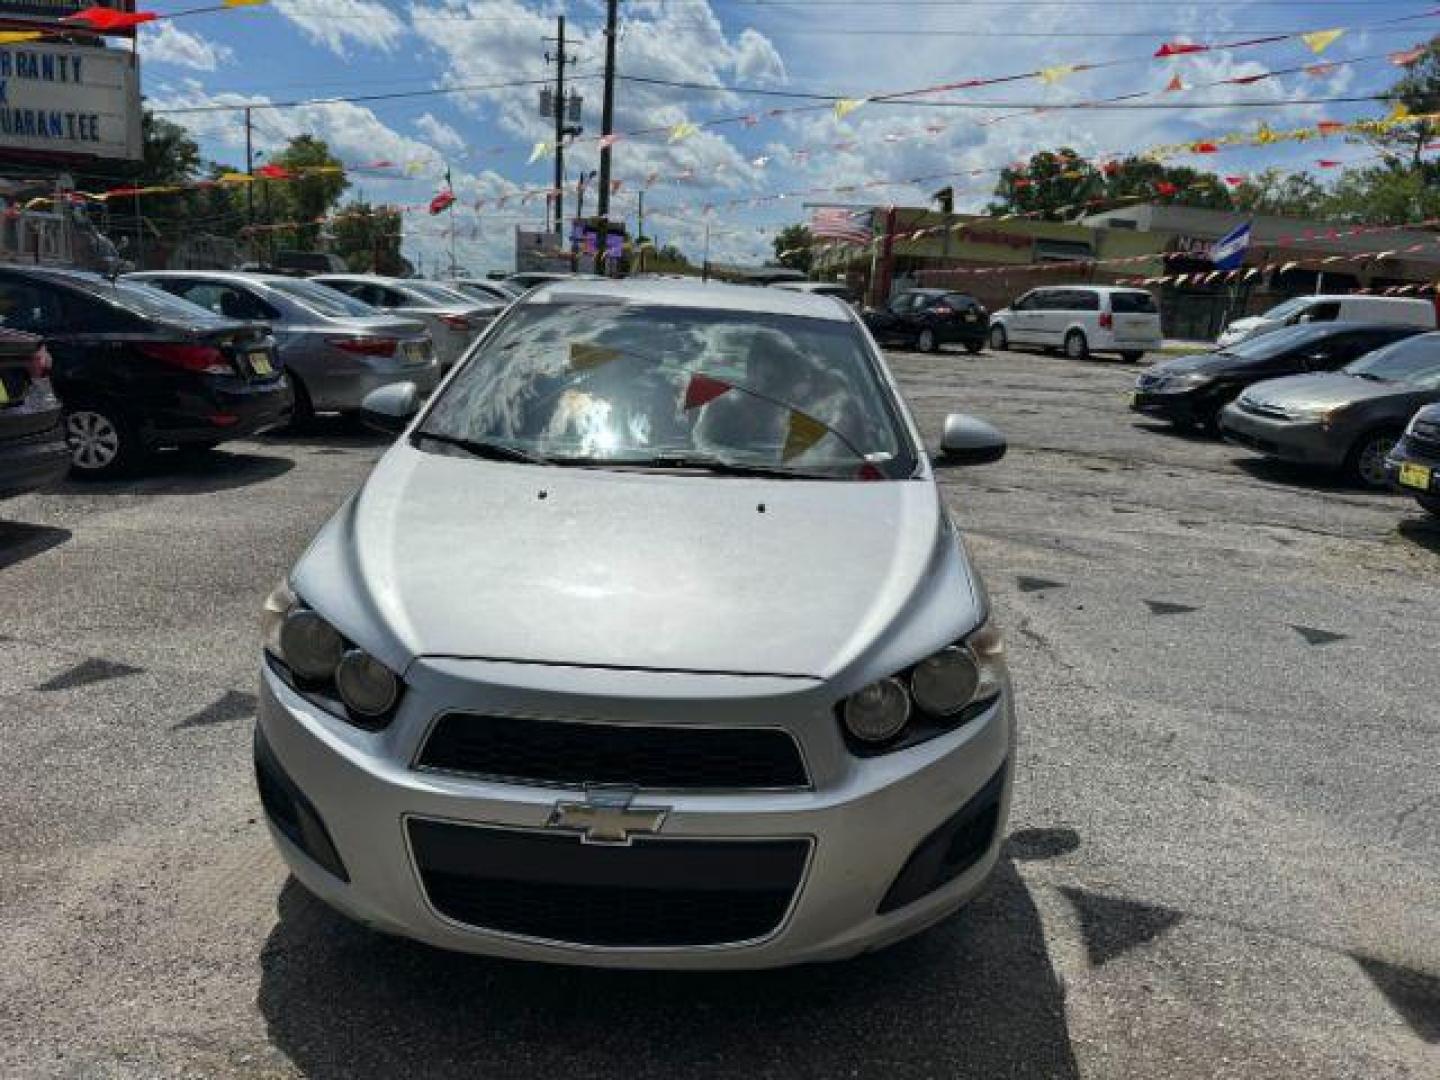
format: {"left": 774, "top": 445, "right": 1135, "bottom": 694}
{"left": 813, "top": 203, "right": 1440, "bottom": 341}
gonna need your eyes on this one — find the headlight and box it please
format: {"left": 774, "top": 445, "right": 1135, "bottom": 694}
{"left": 1172, "top": 372, "right": 1214, "bottom": 388}
{"left": 839, "top": 618, "right": 1005, "bottom": 754}
{"left": 1285, "top": 403, "right": 1345, "bottom": 426}
{"left": 261, "top": 579, "right": 402, "bottom": 728}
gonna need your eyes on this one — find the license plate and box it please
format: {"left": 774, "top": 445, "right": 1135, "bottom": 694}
{"left": 1398, "top": 462, "right": 1432, "bottom": 491}
{"left": 0, "top": 378, "right": 9, "bottom": 406}
{"left": 250, "top": 352, "right": 274, "bottom": 376}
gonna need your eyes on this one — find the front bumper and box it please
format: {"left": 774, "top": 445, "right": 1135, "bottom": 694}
{"left": 256, "top": 656, "right": 1015, "bottom": 969}
{"left": 1385, "top": 435, "right": 1440, "bottom": 498}
{"left": 0, "top": 419, "right": 69, "bottom": 498}
{"left": 1131, "top": 388, "right": 1213, "bottom": 424}
{"left": 1218, "top": 405, "right": 1345, "bottom": 467}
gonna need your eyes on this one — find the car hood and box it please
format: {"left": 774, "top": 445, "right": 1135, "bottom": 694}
{"left": 1239, "top": 372, "right": 1400, "bottom": 409}
{"left": 292, "top": 443, "right": 982, "bottom": 680}
{"left": 1148, "top": 352, "right": 1252, "bottom": 376}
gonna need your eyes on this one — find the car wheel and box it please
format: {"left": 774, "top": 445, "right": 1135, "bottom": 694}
{"left": 1064, "top": 330, "right": 1090, "bottom": 361}
{"left": 917, "top": 328, "right": 938, "bottom": 353}
{"left": 1418, "top": 494, "right": 1440, "bottom": 517}
{"left": 286, "top": 375, "right": 315, "bottom": 432}
{"left": 65, "top": 406, "right": 138, "bottom": 476}
{"left": 989, "top": 325, "right": 1008, "bottom": 351}
{"left": 1345, "top": 429, "right": 1401, "bottom": 489}
{"left": 1121, "top": 351, "right": 1145, "bottom": 363}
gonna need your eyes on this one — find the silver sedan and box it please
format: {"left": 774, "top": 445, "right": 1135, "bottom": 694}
{"left": 312, "top": 275, "right": 498, "bottom": 371}
{"left": 255, "top": 279, "right": 1016, "bottom": 968}
{"left": 129, "top": 272, "right": 441, "bottom": 426}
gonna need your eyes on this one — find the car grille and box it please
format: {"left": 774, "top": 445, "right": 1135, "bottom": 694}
{"left": 408, "top": 819, "right": 810, "bottom": 947}
{"left": 1135, "top": 372, "right": 1166, "bottom": 391}
{"left": 1237, "top": 397, "right": 1289, "bottom": 421}
{"left": 416, "top": 713, "right": 810, "bottom": 791}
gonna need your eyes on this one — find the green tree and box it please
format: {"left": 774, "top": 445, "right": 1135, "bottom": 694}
{"left": 773, "top": 223, "right": 814, "bottom": 273}
{"left": 988, "top": 149, "right": 1100, "bottom": 220}
{"left": 260, "top": 135, "right": 350, "bottom": 252}
{"left": 330, "top": 201, "right": 405, "bottom": 274}
{"left": 1231, "top": 168, "right": 1329, "bottom": 218}
{"left": 1323, "top": 166, "right": 1440, "bottom": 225}
{"left": 1098, "top": 157, "right": 1234, "bottom": 211}
{"left": 1377, "top": 38, "right": 1440, "bottom": 168}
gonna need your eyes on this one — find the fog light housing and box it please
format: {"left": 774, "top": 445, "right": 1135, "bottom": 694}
{"left": 279, "top": 609, "right": 345, "bottom": 681}
{"left": 335, "top": 648, "right": 400, "bottom": 720}
{"left": 843, "top": 677, "right": 911, "bottom": 743}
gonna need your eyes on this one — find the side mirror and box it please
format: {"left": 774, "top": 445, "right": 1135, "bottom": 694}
{"left": 360, "top": 382, "right": 420, "bottom": 434}
{"left": 937, "top": 413, "right": 1007, "bottom": 466}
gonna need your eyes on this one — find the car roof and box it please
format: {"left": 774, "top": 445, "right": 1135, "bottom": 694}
{"left": 1031, "top": 285, "right": 1150, "bottom": 293}
{"left": 1304, "top": 294, "right": 1431, "bottom": 304}
{"left": 522, "top": 277, "right": 854, "bottom": 321}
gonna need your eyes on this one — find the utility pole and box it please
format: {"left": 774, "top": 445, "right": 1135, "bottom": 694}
{"left": 636, "top": 189, "right": 644, "bottom": 273}
{"left": 595, "top": 0, "right": 619, "bottom": 273}
{"left": 542, "top": 17, "right": 579, "bottom": 244}
{"left": 244, "top": 107, "right": 255, "bottom": 264}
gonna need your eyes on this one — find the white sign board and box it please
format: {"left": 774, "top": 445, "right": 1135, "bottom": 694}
{"left": 0, "top": 42, "right": 141, "bottom": 160}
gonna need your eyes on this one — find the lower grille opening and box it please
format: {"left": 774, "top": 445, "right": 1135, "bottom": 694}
{"left": 254, "top": 727, "right": 349, "bottom": 882}
{"left": 416, "top": 713, "right": 809, "bottom": 790}
{"left": 408, "top": 819, "right": 809, "bottom": 947}
{"left": 877, "top": 762, "right": 1007, "bottom": 914}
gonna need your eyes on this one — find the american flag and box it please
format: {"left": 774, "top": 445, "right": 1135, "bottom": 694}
{"left": 811, "top": 207, "right": 874, "bottom": 245}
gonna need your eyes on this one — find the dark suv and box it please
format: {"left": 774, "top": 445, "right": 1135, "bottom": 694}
{"left": 0, "top": 267, "right": 291, "bottom": 475}
{"left": 1386, "top": 403, "right": 1440, "bottom": 517}
{"left": 864, "top": 289, "right": 988, "bottom": 354}
{"left": 0, "top": 328, "right": 69, "bottom": 498}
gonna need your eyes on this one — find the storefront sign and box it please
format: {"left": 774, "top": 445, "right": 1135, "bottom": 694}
{"left": 0, "top": 41, "right": 141, "bottom": 160}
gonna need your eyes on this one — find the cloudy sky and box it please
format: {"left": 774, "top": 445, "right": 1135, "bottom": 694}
{"left": 138, "top": 0, "right": 1433, "bottom": 273}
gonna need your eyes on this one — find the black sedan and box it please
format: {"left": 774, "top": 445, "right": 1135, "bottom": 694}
{"left": 0, "top": 328, "right": 69, "bottom": 498}
{"left": 863, "top": 289, "right": 988, "bottom": 354}
{"left": 0, "top": 268, "right": 291, "bottom": 475}
{"left": 1385, "top": 403, "right": 1440, "bottom": 516}
{"left": 1131, "top": 322, "right": 1423, "bottom": 433}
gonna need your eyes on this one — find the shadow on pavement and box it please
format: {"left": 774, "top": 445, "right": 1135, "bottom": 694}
{"left": 258, "top": 859, "right": 1077, "bottom": 1079}
{"left": 0, "top": 520, "right": 72, "bottom": 572}
{"left": 259, "top": 415, "right": 393, "bottom": 450}
{"left": 1229, "top": 455, "right": 1379, "bottom": 495}
{"left": 1397, "top": 514, "right": 1440, "bottom": 555}
{"left": 1130, "top": 420, "right": 1215, "bottom": 443}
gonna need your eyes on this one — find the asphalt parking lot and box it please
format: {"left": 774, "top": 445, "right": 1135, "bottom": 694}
{"left": 1, "top": 345, "right": 1437, "bottom": 1079}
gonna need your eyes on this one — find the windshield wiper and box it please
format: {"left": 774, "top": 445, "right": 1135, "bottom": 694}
{"left": 555, "top": 452, "right": 842, "bottom": 480}
{"left": 413, "top": 431, "right": 551, "bottom": 464}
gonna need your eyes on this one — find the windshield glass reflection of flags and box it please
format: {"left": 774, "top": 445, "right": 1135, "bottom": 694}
{"left": 811, "top": 207, "right": 875, "bottom": 246}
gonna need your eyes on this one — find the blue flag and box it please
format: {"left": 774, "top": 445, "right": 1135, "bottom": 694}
{"left": 1210, "top": 220, "right": 1252, "bottom": 271}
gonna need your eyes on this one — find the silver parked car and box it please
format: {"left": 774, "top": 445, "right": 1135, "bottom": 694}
{"left": 130, "top": 272, "right": 441, "bottom": 426}
{"left": 445, "top": 278, "right": 522, "bottom": 305}
{"left": 255, "top": 279, "right": 1015, "bottom": 969}
{"left": 1219, "top": 331, "right": 1440, "bottom": 488}
{"left": 312, "top": 275, "right": 498, "bottom": 371}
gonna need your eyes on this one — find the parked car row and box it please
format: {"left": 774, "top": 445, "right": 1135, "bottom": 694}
{"left": 1133, "top": 320, "right": 1440, "bottom": 513}
{"left": 0, "top": 265, "right": 499, "bottom": 488}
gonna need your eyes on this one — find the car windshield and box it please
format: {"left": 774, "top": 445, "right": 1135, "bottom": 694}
{"left": 267, "top": 278, "right": 379, "bottom": 318}
{"left": 1342, "top": 333, "right": 1440, "bottom": 386}
{"left": 97, "top": 280, "right": 235, "bottom": 324}
{"left": 1216, "top": 324, "right": 1327, "bottom": 360}
{"left": 406, "top": 282, "right": 475, "bottom": 306}
{"left": 1261, "top": 297, "right": 1312, "bottom": 321}
{"left": 418, "top": 301, "right": 914, "bottom": 478}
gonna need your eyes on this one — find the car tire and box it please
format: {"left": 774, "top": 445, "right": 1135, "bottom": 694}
{"left": 917, "top": 328, "right": 938, "bottom": 353}
{"left": 989, "top": 324, "right": 1008, "bottom": 351}
{"left": 65, "top": 404, "right": 140, "bottom": 477}
{"left": 1345, "top": 428, "right": 1402, "bottom": 489}
{"left": 1418, "top": 494, "right": 1440, "bottom": 517}
{"left": 1064, "top": 330, "right": 1090, "bottom": 361}
{"left": 286, "top": 375, "right": 315, "bottom": 432}
{"left": 1121, "top": 351, "right": 1145, "bottom": 363}
{"left": 964, "top": 340, "right": 984, "bottom": 355}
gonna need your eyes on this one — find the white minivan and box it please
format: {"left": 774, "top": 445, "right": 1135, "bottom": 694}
{"left": 990, "top": 286, "right": 1163, "bottom": 361}
{"left": 1217, "top": 294, "right": 1436, "bottom": 348}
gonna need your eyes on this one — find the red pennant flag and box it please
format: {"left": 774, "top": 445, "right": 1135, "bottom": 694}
{"left": 1317, "top": 120, "right": 1345, "bottom": 135}
{"left": 1317, "top": 159, "right": 1342, "bottom": 168}
{"left": 1155, "top": 41, "right": 1207, "bottom": 57}
{"left": 1164, "top": 74, "right": 1185, "bottom": 93}
{"left": 1227, "top": 73, "right": 1269, "bottom": 85}
{"left": 683, "top": 373, "right": 732, "bottom": 411}
{"left": 1101, "top": 160, "right": 1122, "bottom": 176}
{"left": 64, "top": 5, "right": 157, "bottom": 29}
{"left": 1155, "top": 181, "right": 1179, "bottom": 196}
{"left": 1390, "top": 47, "right": 1426, "bottom": 67}
{"left": 428, "top": 191, "right": 456, "bottom": 215}
{"left": 1305, "top": 63, "right": 1337, "bottom": 77}
{"left": 1192, "top": 142, "right": 1220, "bottom": 154}
{"left": 255, "top": 163, "right": 295, "bottom": 180}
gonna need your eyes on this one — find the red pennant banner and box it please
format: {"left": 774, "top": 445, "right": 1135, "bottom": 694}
{"left": 683, "top": 373, "right": 732, "bottom": 411}
{"left": 428, "top": 191, "right": 456, "bottom": 215}
{"left": 1155, "top": 41, "right": 1208, "bottom": 57}
{"left": 256, "top": 164, "right": 295, "bottom": 180}
{"left": 64, "top": 6, "right": 156, "bottom": 29}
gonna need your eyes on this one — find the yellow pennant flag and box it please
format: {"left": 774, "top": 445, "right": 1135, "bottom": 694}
{"left": 527, "top": 141, "right": 551, "bottom": 164}
{"left": 569, "top": 342, "right": 624, "bottom": 371}
{"left": 0, "top": 31, "right": 43, "bottom": 43}
{"left": 1386, "top": 102, "right": 1412, "bottom": 124}
{"left": 668, "top": 121, "right": 699, "bottom": 142}
{"left": 1301, "top": 29, "right": 1343, "bottom": 55}
{"left": 404, "top": 159, "right": 427, "bottom": 176}
{"left": 1253, "top": 123, "right": 1279, "bottom": 145}
{"left": 1038, "top": 65, "right": 1077, "bottom": 85}
{"left": 218, "top": 171, "right": 254, "bottom": 184}
{"left": 223, "top": 0, "right": 268, "bottom": 6}
{"left": 833, "top": 98, "right": 867, "bottom": 121}
{"left": 782, "top": 410, "right": 829, "bottom": 462}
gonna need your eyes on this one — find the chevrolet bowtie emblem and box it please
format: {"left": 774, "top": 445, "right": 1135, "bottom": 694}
{"left": 548, "top": 788, "right": 669, "bottom": 845}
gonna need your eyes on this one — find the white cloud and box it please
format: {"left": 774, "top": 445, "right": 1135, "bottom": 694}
{"left": 732, "top": 29, "right": 786, "bottom": 85}
{"left": 415, "top": 113, "right": 466, "bottom": 153}
{"left": 273, "top": 0, "right": 406, "bottom": 57}
{"left": 140, "top": 23, "right": 234, "bottom": 72}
